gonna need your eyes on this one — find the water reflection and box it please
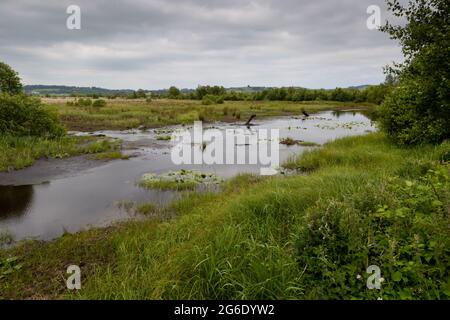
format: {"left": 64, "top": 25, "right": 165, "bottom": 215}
{"left": 0, "top": 185, "right": 34, "bottom": 221}
{"left": 0, "top": 111, "right": 377, "bottom": 241}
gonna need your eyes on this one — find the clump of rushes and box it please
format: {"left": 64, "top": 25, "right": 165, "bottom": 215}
{"left": 155, "top": 135, "right": 171, "bottom": 141}
{"left": 91, "top": 151, "right": 129, "bottom": 161}
{"left": 136, "top": 203, "right": 157, "bottom": 215}
{"left": 139, "top": 169, "right": 224, "bottom": 191}
{"left": 280, "top": 137, "right": 320, "bottom": 147}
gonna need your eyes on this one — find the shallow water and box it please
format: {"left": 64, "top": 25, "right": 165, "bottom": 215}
{"left": 0, "top": 111, "right": 376, "bottom": 241}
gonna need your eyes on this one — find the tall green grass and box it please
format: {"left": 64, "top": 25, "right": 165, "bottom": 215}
{"left": 44, "top": 98, "right": 376, "bottom": 131}
{"left": 0, "top": 135, "right": 121, "bottom": 171}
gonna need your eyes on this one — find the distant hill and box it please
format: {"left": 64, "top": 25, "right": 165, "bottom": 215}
{"left": 24, "top": 85, "right": 134, "bottom": 96}
{"left": 24, "top": 84, "right": 373, "bottom": 95}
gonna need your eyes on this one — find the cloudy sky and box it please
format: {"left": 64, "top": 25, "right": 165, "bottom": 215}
{"left": 0, "top": 0, "right": 403, "bottom": 89}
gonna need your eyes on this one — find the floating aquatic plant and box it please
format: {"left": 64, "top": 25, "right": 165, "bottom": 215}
{"left": 139, "top": 169, "right": 224, "bottom": 191}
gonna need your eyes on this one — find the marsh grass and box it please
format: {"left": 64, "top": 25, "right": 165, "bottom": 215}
{"left": 91, "top": 151, "right": 130, "bottom": 161}
{"left": 280, "top": 137, "right": 320, "bottom": 147}
{"left": 43, "top": 98, "right": 376, "bottom": 131}
{"left": 1, "top": 133, "right": 448, "bottom": 300}
{"left": 0, "top": 135, "right": 122, "bottom": 171}
{"left": 155, "top": 135, "right": 172, "bottom": 141}
{"left": 139, "top": 170, "right": 223, "bottom": 191}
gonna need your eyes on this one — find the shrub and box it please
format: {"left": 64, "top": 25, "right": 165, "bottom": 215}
{"left": 168, "top": 86, "right": 181, "bottom": 99}
{"left": 92, "top": 99, "right": 107, "bottom": 108}
{"left": 378, "top": 81, "right": 449, "bottom": 145}
{"left": 215, "top": 95, "right": 224, "bottom": 104}
{"left": 294, "top": 163, "right": 450, "bottom": 299}
{"left": 201, "top": 94, "right": 216, "bottom": 105}
{"left": 76, "top": 98, "right": 92, "bottom": 107}
{"left": 0, "top": 94, "right": 65, "bottom": 137}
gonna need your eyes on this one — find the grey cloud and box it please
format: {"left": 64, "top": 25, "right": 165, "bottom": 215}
{"left": 0, "top": 0, "right": 403, "bottom": 89}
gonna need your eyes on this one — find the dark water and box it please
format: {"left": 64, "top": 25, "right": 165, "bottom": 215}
{"left": 0, "top": 111, "right": 376, "bottom": 241}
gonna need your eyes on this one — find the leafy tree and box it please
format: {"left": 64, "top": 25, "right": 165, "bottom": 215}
{"left": 195, "top": 85, "right": 226, "bottom": 99}
{"left": 136, "top": 89, "right": 147, "bottom": 99}
{"left": 168, "top": 86, "right": 181, "bottom": 98}
{"left": 378, "top": 0, "right": 450, "bottom": 144}
{"left": 0, "top": 62, "right": 23, "bottom": 95}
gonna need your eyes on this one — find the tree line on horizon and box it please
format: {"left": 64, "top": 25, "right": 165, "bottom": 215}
{"left": 34, "top": 83, "right": 391, "bottom": 105}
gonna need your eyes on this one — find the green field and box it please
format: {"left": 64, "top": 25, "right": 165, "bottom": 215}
{"left": 43, "top": 98, "right": 376, "bottom": 131}
{"left": 1, "top": 132, "right": 448, "bottom": 299}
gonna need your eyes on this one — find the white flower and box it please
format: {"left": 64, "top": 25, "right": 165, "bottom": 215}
{"left": 356, "top": 274, "right": 362, "bottom": 279}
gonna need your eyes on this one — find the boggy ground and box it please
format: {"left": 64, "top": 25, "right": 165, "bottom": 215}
{"left": 1, "top": 133, "right": 448, "bottom": 300}
{"left": 43, "top": 98, "right": 376, "bottom": 131}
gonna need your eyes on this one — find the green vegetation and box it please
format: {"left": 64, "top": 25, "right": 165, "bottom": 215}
{"left": 44, "top": 98, "right": 374, "bottom": 131}
{"left": 280, "top": 137, "right": 320, "bottom": 147}
{"left": 0, "top": 135, "right": 122, "bottom": 171}
{"left": 378, "top": 0, "right": 450, "bottom": 144}
{"left": 136, "top": 203, "right": 157, "bottom": 215}
{"left": 0, "top": 94, "right": 65, "bottom": 137}
{"left": 151, "top": 84, "right": 391, "bottom": 105}
{"left": 155, "top": 135, "right": 172, "bottom": 141}
{"left": 92, "top": 99, "right": 107, "bottom": 108}
{"left": 202, "top": 94, "right": 224, "bottom": 105}
{"left": 0, "top": 63, "right": 128, "bottom": 170}
{"left": 0, "top": 62, "right": 23, "bottom": 95}
{"left": 139, "top": 170, "right": 224, "bottom": 191}
{"left": 1, "top": 133, "right": 448, "bottom": 299}
{"left": 1, "top": 0, "right": 448, "bottom": 301}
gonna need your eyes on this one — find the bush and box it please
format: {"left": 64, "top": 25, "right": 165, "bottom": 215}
{"left": 378, "top": 81, "right": 449, "bottom": 145}
{"left": 92, "top": 99, "right": 107, "bottom": 108}
{"left": 294, "top": 163, "right": 450, "bottom": 299}
{"left": 201, "top": 94, "right": 216, "bottom": 105}
{"left": 76, "top": 98, "right": 92, "bottom": 107}
{"left": 0, "top": 94, "right": 65, "bottom": 137}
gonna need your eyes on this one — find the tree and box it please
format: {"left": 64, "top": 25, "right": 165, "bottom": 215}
{"left": 378, "top": 0, "right": 450, "bottom": 144}
{"left": 0, "top": 62, "right": 23, "bottom": 95}
{"left": 168, "top": 86, "right": 181, "bottom": 98}
{"left": 136, "top": 89, "right": 147, "bottom": 99}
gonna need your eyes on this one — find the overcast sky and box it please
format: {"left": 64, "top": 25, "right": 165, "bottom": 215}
{"left": 0, "top": 0, "right": 404, "bottom": 89}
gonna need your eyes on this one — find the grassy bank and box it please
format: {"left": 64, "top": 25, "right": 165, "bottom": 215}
{"left": 0, "top": 135, "right": 123, "bottom": 172}
{"left": 43, "top": 98, "right": 376, "bottom": 131}
{"left": 1, "top": 133, "right": 449, "bottom": 299}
